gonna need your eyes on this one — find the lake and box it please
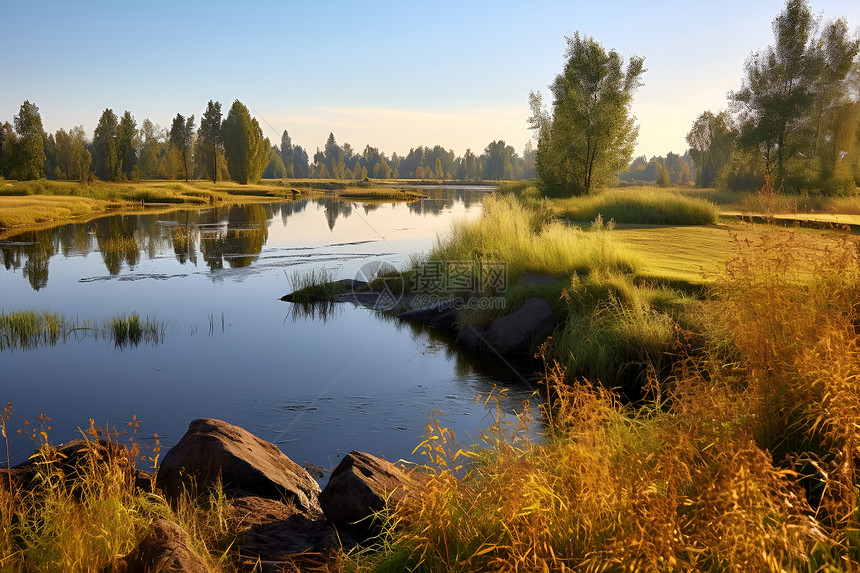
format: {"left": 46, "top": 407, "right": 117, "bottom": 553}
{"left": 0, "top": 189, "right": 541, "bottom": 477}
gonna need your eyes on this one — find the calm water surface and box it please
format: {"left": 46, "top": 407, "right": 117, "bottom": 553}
{"left": 1, "top": 190, "right": 540, "bottom": 474}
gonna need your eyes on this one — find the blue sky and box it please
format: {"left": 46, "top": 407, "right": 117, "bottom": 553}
{"left": 2, "top": 0, "right": 858, "bottom": 160}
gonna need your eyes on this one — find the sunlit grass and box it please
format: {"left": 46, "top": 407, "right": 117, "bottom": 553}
{"left": 550, "top": 187, "right": 719, "bottom": 225}
{"left": 426, "top": 194, "right": 641, "bottom": 283}
{"left": 0, "top": 418, "right": 235, "bottom": 572}
{"left": 350, "top": 228, "right": 860, "bottom": 572}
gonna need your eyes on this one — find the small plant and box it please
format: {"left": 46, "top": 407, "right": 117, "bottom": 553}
{"left": 284, "top": 267, "right": 345, "bottom": 303}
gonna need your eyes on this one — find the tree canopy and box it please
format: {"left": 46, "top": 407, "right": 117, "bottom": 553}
{"left": 729, "top": 0, "right": 860, "bottom": 192}
{"left": 198, "top": 101, "right": 223, "bottom": 182}
{"left": 93, "top": 109, "right": 120, "bottom": 181}
{"left": 221, "top": 100, "right": 269, "bottom": 184}
{"left": 530, "top": 32, "right": 645, "bottom": 196}
{"left": 2, "top": 101, "right": 47, "bottom": 180}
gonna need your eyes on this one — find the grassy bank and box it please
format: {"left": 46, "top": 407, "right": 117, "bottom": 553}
{"left": 349, "top": 193, "right": 860, "bottom": 572}
{"left": 0, "top": 178, "right": 426, "bottom": 236}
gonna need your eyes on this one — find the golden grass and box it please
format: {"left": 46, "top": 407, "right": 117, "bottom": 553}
{"left": 550, "top": 187, "right": 719, "bottom": 225}
{"left": 352, "top": 227, "right": 860, "bottom": 573}
{"left": 0, "top": 419, "right": 238, "bottom": 572}
{"left": 0, "top": 195, "right": 118, "bottom": 229}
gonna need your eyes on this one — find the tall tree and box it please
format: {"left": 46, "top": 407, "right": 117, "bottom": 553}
{"left": 93, "top": 108, "right": 121, "bottom": 181}
{"left": 198, "top": 101, "right": 223, "bottom": 182}
{"left": 483, "top": 140, "right": 515, "bottom": 180}
{"left": 117, "top": 111, "right": 137, "bottom": 178}
{"left": 730, "top": 0, "right": 860, "bottom": 190}
{"left": 292, "top": 145, "right": 309, "bottom": 178}
{"left": 138, "top": 119, "right": 162, "bottom": 179}
{"left": 686, "top": 111, "right": 737, "bottom": 187}
{"left": 221, "top": 100, "right": 270, "bottom": 184}
{"left": 279, "top": 130, "right": 294, "bottom": 177}
{"left": 7, "top": 100, "right": 47, "bottom": 180}
{"left": 169, "top": 113, "right": 195, "bottom": 181}
{"left": 530, "top": 33, "right": 645, "bottom": 195}
{"left": 53, "top": 126, "right": 92, "bottom": 181}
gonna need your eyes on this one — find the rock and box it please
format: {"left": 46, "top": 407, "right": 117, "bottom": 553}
{"left": 457, "top": 297, "right": 555, "bottom": 355}
{"left": 105, "top": 520, "right": 208, "bottom": 573}
{"left": 156, "top": 418, "right": 321, "bottom": 513}
{"left": 7, "top": 439, "right": 150, "bottom": 494}
{"left": 397, "top": 300, "right": 459, "bottom": 330}
{"left": 319, "top": 451, "right": 418, "bottom": 540}
{"left": 231, "top": 496, "right": 340, "bottom": 568}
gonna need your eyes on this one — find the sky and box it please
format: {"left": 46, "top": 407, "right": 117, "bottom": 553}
{"left": 2, "top": 0, "right": 859, "bottom": 160}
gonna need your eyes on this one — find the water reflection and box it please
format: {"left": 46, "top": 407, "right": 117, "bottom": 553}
{"left": 0, "top": 189, "right": 488, "bottom": 291}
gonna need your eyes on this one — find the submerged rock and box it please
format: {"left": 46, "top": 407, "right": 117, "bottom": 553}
{"left": 397, "top": 300, "right": 460, "bottom": 330}
{"left": 156, "top": 418, "right": 321, "bottom": 512}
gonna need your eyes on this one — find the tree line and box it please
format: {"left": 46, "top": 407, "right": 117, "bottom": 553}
{"left": 686, "top": 0, "right": 860, "bottom": 193}
{"left": 0, "top": 100, "right": 535, "bottom": 184}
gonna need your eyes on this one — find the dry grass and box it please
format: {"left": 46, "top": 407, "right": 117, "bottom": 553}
{"left": 349, "top": 223, "right": 860, "bottom": 572}
{"left": 0, "top": 418, "right": 240, "bottom": 573}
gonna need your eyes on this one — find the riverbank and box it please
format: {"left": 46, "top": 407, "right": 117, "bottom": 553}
{"left": 0, "top": 179, "right": 426, "bottom": 239}
{"left": 5, "top": 185, "right": 860, "bottom": 571}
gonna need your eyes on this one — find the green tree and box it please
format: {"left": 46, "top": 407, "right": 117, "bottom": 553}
{"left": 117, "top": 111, "right": 137, "bottom": 179}
{"left": 730, "top": 0, "right": 860, "bottom": 191}
{"left": 198, "top": 101, "right": 223, "bottom": 182}
{"left": 169, "top": 113, "right": 195, "bottom": 181}
{"left": 263, "top": 146, "right": 287, "bottom": 178}
{"left": 483, "top": 140, "right": 515, "bottom": 180}
{"left": 530, "top": 33, "right": 645, "bottom": 195}
{"left": 655, "top": 164, "right": 671, "bottom": 187}
{"left": 686, "top": 110, "right": 737, "bottom": 187}
{"left": 138, "top": 119, "right": 162, "bottom": 179}
{"left": 292, "top": 145, "right": 309, "bottom": 178}
{"left": 7, "top": 100, "right": 47, "bottom": 180}
{"left": 280, "top": 130, "right": 294, "bottom": 177}
{"left": 93, "top": 108, "right": 121, "bottom": 181}
{"left": 53, "top": 126, "right": 92, "bottom": 182}
{"left": 221, "top": 100, "right": 269, "bottom": 184}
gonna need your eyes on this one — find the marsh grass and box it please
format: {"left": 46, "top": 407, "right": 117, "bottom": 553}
{"left": 554, "top": 271, "right": 690, "bottom": 391}
{"left": 285, "top": 268, "right": 345, "bottom": 304}
{"left": 347, "top": 215, "right": 860, "bottom": 572}
{"left": 427, "top": 195, "right": 641, "bottom": 283}
{"left": 551, "top": 187, "right": 720, "bottom": 225}
{"left": 0, "top": 310, "right": 166, "bottom": 350}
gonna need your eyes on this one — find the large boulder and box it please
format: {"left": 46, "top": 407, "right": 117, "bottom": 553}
{"left": 156, "top": 418, "right": 321, "bottom": 513}
{"left": 105, "top": 520, "right": 208, "bottom": 573}
{"left": 457, "top": 297, "right": 555, "bottom": 354}
{"left": 319, "top": 451, "right": 419, "bottom": 540}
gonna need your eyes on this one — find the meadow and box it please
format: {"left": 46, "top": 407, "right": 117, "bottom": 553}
{"left": 3, "top": 182, "right": 860, "bottom": 571}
